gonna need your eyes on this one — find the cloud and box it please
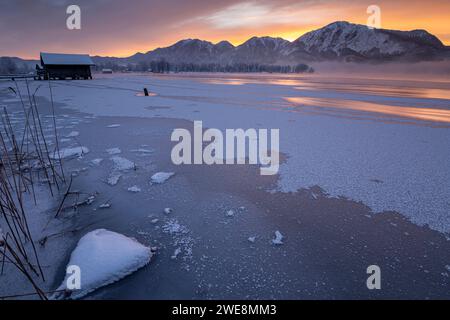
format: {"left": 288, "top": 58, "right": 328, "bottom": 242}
{"left": 200, "top": 1, "right": 342, "bottom": 29}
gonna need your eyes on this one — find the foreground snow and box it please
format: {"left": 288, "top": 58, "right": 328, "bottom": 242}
{"left": 52, "top": 229, "right": 152, "bottom": 300}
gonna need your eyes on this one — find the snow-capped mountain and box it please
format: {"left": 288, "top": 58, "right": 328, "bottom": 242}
{"left": 289, "top": 21, "right": 447, "bottom": 61}
{"left": 89, "top": 21, "right": 450, "bottom": 65}
{"left": 228, "top": 37, "right": 292, "bottom": 64}
{"left": 129, "top": 39, "right": 235, "bottom": 64}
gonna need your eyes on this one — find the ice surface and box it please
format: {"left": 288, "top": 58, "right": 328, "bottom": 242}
{"left": 21, "top": 74, "right": 450, "bottom": 233}
{"left": 66, "top": 131, "right": 79, "bottom": 137}
{"left": 150, "top": 172, "right": 175, "bottom": 184}
{"left": 106, "top": 147, "right": 122, "bottom": 155}
{"left": 50, "top": 146, "right": 89, "bottom": 160}
{"left": 106, "top": 124, "right": 121, "bottom": 128}
{"left": 91, "top": 158, "right": 103, "bottom": 165}
{"left": 131, "top": 148, "right": 153, "bottom": 154}
{"left": 53, "top": 229, "right": 152, "bottom": 300}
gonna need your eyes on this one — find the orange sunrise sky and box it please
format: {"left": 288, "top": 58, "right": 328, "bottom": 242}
{"left": 1, "top": 0, "right": 449, "bottom": 59}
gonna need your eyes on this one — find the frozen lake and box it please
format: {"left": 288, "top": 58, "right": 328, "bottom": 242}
{"left": 1, "top": 73, "right": 450, "bottom": 299}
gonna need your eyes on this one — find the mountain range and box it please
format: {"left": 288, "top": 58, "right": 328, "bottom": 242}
{"left": 4, "top": 21, "right": 450, "bottom": 68}
{"left": 92, "top": 21, "right": 450, "bottom": 66}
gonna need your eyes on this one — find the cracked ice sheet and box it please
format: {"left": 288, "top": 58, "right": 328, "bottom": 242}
{"left": 32, "top": 75, "right": 450, "bottom": 233}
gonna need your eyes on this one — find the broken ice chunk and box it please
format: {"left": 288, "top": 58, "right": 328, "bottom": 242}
{"left": 91, "top": 158, "right": 103, "bottom": 166}
{"left": 150, "top": 172, "right": 174, "bottom": 184}
{"left": 272, "top": 231, "right": 284, "bottom": 245}
{"left": 131, "top": 148, "right": 153, "bottom": 154}
{"left": 127, "top": 185, "right": 141, "bottom": 193}
{"left": 226, "top": 210, "right": 235, "bottom": 217}
{"left": 248, "top": 236, "right": 256, "bottom": 243}
{"left": 66, "top": 131, "right": 79, "bottom": 138}
{"left": 107, "top": 173, "right": 122, "bottom": 186}
{"left": 163, "top": 208, "right": 173, "bottom": 215}
{"left": 171, "top": 248, "right": 182, "bottom": 259}
{"left": 52, "top": 229, "right": 152, "bottom": 300}
{"left": 106, "top": 124, "right": 121, "bottom": 128}
{"left": 111, "top": 156, "right": 135, "bottom": 171}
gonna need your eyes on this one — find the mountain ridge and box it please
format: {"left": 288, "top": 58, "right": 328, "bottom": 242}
{"left": 92, "top": 21, "right": 449, "bottom": 66}
{"left": 4, "top": 21, "right": 450, "bottom": 69}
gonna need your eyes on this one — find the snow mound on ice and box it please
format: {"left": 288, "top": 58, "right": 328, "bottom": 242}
{"left": 150, "top": 172, "right": 175, "bottom": 184}
{"left": 50, "top": 147, "right": 89, "bottom": 160}
{"left": 53, "top": 229, "right": 152, "bottom": 300}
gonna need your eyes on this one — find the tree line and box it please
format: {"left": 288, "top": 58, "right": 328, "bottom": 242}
{"left": 0, "top": 57, "right": 32, "bottom": 75}
{"left": 95, "top": 60, "right": 314, "bottom": 74}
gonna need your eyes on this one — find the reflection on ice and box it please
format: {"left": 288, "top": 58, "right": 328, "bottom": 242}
{"left": 284, "top": 96, "right": 450, "bottom": 124}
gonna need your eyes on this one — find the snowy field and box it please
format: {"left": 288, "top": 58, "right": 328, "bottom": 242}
{"left": 1, "top": 73, "right": 450, "bottom": 299}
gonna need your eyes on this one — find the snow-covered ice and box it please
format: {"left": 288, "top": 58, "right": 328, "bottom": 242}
{"left": 7, "top": 74, "right": 448, "bottom": 234}
{"left": 50, "top": 146, "right": 89, "bottom": 160}
{"left": 52, "top": 229, "right": 152, "bottom": 300}
{"left": 150, "top": 172, "right": 175, "bottom": 184}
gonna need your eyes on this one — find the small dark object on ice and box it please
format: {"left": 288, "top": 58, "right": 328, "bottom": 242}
{"left": 143, "top": 88, "right": 149, "bottom": 96}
